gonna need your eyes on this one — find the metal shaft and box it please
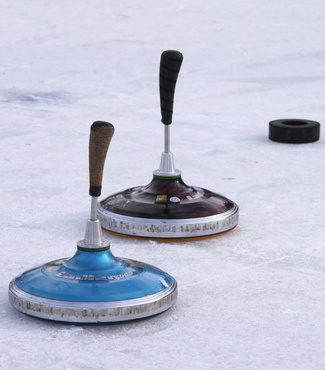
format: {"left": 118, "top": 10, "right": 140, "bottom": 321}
{"left": 164, "top": 125, "right": 170, "bottom": 153}
{"left": 90, "top": 196, "right": 98, "bottom": 220}
{"left": 153, "top": 120, "right": 180, "bottom": 177}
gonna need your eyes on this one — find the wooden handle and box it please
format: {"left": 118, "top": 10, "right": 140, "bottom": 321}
{"left": 89, "top": 121, "right": 114, "bottom": 197}
{"left": 159, "top": 50, "right": 183, "bottom": 125}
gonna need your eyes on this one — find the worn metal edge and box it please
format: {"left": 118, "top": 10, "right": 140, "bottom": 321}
{"left": 8, "top": 279, "right": 177, "bottom": 323}
{"left": 98, "top": 202, "right": 239, "bottom": 238}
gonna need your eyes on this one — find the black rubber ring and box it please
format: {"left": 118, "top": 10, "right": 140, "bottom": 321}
{"left": 269, "top": 119, "right": 320, "bottom": 143}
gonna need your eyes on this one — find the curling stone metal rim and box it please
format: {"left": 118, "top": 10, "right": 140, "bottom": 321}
{"left": 8, "top": 278, "right": 177, "bottom": 323}
{"left": 97, "top": 202, "right": 239, "bottom": 239}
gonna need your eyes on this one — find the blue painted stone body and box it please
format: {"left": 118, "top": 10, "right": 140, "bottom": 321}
{"left": 14, "top": 249, "right": 173, "bottom": 302}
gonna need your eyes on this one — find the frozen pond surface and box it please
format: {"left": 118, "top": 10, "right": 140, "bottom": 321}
{"left": 1, "top": 1, "right": 325, "bottom": 369}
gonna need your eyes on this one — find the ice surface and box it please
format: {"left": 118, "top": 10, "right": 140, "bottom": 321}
{"left": 1, "top": 0, "right": 325, "bottom": 369}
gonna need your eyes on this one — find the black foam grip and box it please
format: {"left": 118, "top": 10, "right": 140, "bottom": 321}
{"left": 159, "top": 50, "right": 183, "bottom": 125}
